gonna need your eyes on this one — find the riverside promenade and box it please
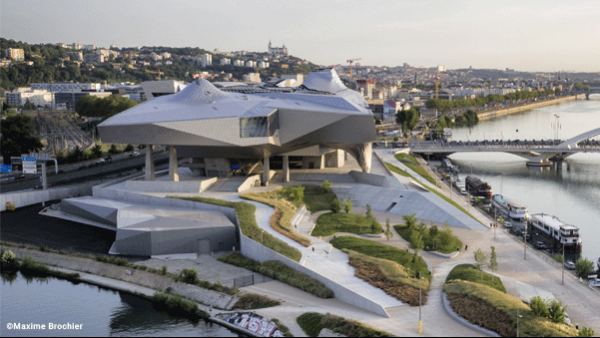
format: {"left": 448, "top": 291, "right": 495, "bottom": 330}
{"left": 477, "top": 94, "right": 586, "bottom": 121}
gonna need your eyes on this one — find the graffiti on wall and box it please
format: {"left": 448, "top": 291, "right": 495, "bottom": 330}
{"left": 223, "top": 312, "right": 283, "bottom": 337}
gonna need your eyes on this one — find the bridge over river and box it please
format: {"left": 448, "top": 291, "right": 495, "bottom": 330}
{"left": 410, "top": 127, "right": 600, "bottom": 166}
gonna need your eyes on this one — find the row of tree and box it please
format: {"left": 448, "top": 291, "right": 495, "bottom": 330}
{"left": 425, "top": 88, "right": 559, "bottom": 113}
{"left": 75, "top": 94, "right": 138, "bottom": 119}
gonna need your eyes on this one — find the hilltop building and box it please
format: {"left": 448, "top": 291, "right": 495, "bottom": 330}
{"left": 268, "top": 40, "right": 288, "bottom": 56}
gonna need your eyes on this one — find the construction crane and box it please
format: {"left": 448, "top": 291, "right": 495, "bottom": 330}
{"left": 347, "top": 58, "right": 361, "bottom": 78}
{"left": 145, "top": 69, "right": 164, "bottom": 81}
{"left": 434, "top": 71, "right": 440, "bottom": 99}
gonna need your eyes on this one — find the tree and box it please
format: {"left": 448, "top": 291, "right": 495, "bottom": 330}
{"left": 23, "top": 98, "right": 36, "bottom": 110}
{"left": 384, "top": 218, "right": 393, "bottom": 241}
{"left": 529, "top": 296, "right": 550, "bottom": 318}
{"left": 330, "top": 199, "right": 341, "bottom": 213}
{"left": 124, "top": 144, "right": 134, "bottom": 152}
{"left": 402, "top": 213, "right": 418, "bottom": 229}
{"left": 343, "top": 198, "right": 353, "bottom": 214}
{"left": 289, "top": 186, "right": 304, "bottom": 201}
{"left": 575, "top": 257, "right": 595, "bottom": 278}
{"left": 91, "top": 144, "right": 103, "bottom": 158}
{"left": 429, "top": 224, "right": 439, "bottom": 238}
{"left": 0, "top": 115, "right": 44, "bottom": 163}
{"left": 366, "top": 204, "right": 373, "bottom": 219}
{"left": 547, "top": 299, "right": 567, "bottom": 323}
{"left": 321, "top": 180, "right": 332, "bottom": 192}
{"left": 488, "top": 246, "right": 498, "bottom": 281}
{"left": 474, "top": 248, "right": 488, "bottom": 281}
{"left": 396, "top": 107, "right": 420, "bottom": 132}
{"left": 410, "top": 231, "right": 424, "bottom": 253}
{"left": 108, "top": 144, "right": 119, "bottom": 155}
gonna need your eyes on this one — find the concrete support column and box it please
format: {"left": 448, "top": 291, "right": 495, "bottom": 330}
{"left": 262, "top": 152, "right": 270, "bottom": 186}
{"left": 145, "top": 145, "right": 155, "bottom": 181}
{"left": 169, "top": 146, "right": 179, "bottom": 182}
{"left": 319, "top": 155, "right": 325, "bottom": 169}
{"left": 283, "top": 155, "right": 290, "bottom": 182}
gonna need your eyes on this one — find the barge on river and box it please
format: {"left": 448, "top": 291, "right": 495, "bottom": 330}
{"left": 528, "top": 213, "right": 582, "bottom": 253}
{"left": 465, "top": 176, "right": 492, "bottom": 202}
{"left": 491, "top": 194, "right": 529, "bottom": 229}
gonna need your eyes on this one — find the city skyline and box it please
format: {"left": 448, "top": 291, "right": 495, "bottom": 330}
{"left": 2, "top": 0, "right": 600, "bottom": 73}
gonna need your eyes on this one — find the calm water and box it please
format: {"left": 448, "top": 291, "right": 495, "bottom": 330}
{"left": 449, "top": 98, "right": 600, "bottom": 261}
{"left": 0, "top": 272, "right": 240, "bottom": 337}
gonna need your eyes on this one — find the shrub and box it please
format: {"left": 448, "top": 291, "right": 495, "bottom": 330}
{"left": 179, "top": 269, "right": 199, "bottom": 285}
{"left": 343, "top": 198, "right": 353, "bottom": 214}
{"left": 19, "top": 256, "right": 50, "bottom": 276}
{"left": 161, "top": 266, "right": 168, "bottom": 275}
{"left": 289, "top": 186, "right": 305, "bottom": 201}
{"left": 547, "top": 299, "right": 567, "bottom": 324}
{"left": 297, "top": 312, "right": 393, "bottom": 337}
{"left": 577, "top": 327, "right": 595, "bottom": 337}
{"left": 125, "top": 144, "right": 134, "bottom": 152}
{"left": 529, "top": 296, "right": 549, "bottom": 317}
{"left": 108, "top": 144, "right": 119, "bottom": 155}
{"left": 575, "top": 257, "right": 594, "bottom": 278}
{"left": 1, "top": 250, "right": 19, "bottom": 271}
{"left": 322, "top": 180, "right": 332, "bottom": 192}
{"left": 271, "top": 318, "right": 293, "bottom": 337}
{"left": 151, "top": 292, "right": 209, "bottom": 319}
{"left": 429, "top": 225, "right": 439, "bottom": 238}
{"left": 330, "top": 199, "right": 341, "bottom": 213}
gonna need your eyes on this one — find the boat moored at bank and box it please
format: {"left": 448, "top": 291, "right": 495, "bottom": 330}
{"left": 528, "top": 213, "right": 582, "bottom": 253}
{"left": 465, "top": 176, "right": 492, "bottom": 202}
{"left": 491, "top": 194, "right": 529, "bottom": 229}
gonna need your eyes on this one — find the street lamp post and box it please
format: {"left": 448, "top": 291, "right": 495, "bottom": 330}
{"left": 524, "top": 221, "right": 527, "bottom": 260}
{"left": 562, "top": 238, "right": 565, "bottom": 285}
{"left": 419, "top": 276, "right": 423, "bottom": 334}
{"left": 517, "top": 309, "right": 523, "bottom": 337}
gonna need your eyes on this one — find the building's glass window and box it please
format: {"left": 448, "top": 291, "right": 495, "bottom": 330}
{"left": 240, "top": 112, "right": 279, "bottom": 138}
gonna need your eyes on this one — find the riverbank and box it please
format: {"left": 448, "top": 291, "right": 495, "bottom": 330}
{"left": 477, "top": 94, "right": 586, "bottom": 121}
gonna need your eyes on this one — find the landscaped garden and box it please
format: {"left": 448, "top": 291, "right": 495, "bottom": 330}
{"left": 218, "top": 253, "right": 334, "bottom": 298}
{"left": 296, "top": 312, "right": 393, "bottom": 337}
{"left": 312, "top": 212, "right": 383, "bottom": 237}
{"left": 171, "top": 196, "right": 302, "bottom": 262}
{"left": 445, "top": 264, "right": 506, "bottom": 293}
{"left": 394, "top": 217, "right": 462, "bottom": 254}
{"left": 330, "top": 236, "right": 431, "bottom": 281}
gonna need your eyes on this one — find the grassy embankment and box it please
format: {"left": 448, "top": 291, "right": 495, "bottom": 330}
{"left": 395, "top": 153, "right": 437, "bottom": 185}
{"left": 444, "top": 265, "right": 577, "bottom": 337}
{"left": 394, "top": 223, "right": 462, "bottom": 255}
{"left": 233, "top": 293, "right": 281, "bottom": 310}
{"left": 446, "top": 264, "right": 506, "bottom": 293}
{"left": 151, "top": 292, "right": 210, "bottom": 320}
{"left": 218, "top": 253, "right": 334, "bottom": 298}
{"left": 347, "top": 250, "right": 429, "bottom": 306}
{"left": 296, "top": 312, "right": 393, "bottom": 337}
{"left": 385, "top": 162, "right": 482, "bottom": 224}
{"left": 312, "top": 212, "right": 383, "bottom": 237}
{"left": 171, "top": 196, "right": 302, "bottom": 262}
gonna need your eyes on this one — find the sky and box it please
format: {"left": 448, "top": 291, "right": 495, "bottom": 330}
{"left": 2, "top": 0, "right": 599, "bottom": 72}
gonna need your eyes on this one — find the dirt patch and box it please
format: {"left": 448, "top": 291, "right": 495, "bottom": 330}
{"left": 349, "top": 258, "right": 425, "bottom": 306}
{"left": 447, "top": 293, "right": 515, "bottom": 337}
{"left": 269, "top": 208, "right": 311, "bottom": 247}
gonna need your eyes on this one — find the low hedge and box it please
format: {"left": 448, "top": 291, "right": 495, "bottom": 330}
{"left": 312, "top": 213, "right": 383, "bottom": 237}
{"left": 218, "top": 253, "right": 334, "bottom": 298}
{"left": 234, "top": 293, "right": 281, "bottom": 310}
{"left": 297, "top": 312, "right": 393, "bottom": 337}
{"left": 171, "top": 196, "right": 302, "bottom": 262}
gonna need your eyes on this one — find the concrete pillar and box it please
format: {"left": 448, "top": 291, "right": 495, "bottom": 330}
{"left": 319, "top": 155, "right": 325, "bottom": 169}
{"left": 262, "top": 153, "right": 270, "bottom": 186}
{"left": 283, "top": 155, "right": 290, "bottom": 182}
{"left": 169, "top": 146, "right": 179, "bottom": 182}
{"left": 145, "top": 145, "right": 155, "bottom": 181}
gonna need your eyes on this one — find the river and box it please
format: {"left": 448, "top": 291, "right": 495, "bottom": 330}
{"left": 0, "top": 272, "right": 240, "bottom": 337}
{"left": 448, "top": 98, "right": 600, "bottom": 262}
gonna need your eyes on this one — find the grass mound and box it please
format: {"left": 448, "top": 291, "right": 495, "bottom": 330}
{"left": 348, "top": 251, "right": 426, "bottom": 306}
{"left": 241, "top": 190, "right": 312, "bottom": 247}
{"left": 331, "top": 236, "right": 431, "bottom": 280}
{"left": 446, "top": 264, "right": 506, "bottom": 293}
{"left": 234, "top": 293, "right": 281, "bottom": 310}
{"left": 444, "top": 280, "right": 577, "bottom": 337}
{"left": 151, "top": 292, "right": 209, "bottom": 320}
{"left": 171, "top": 196, "right": 301, "bottom": 262}
{"left": 395, "top": 153, "right": 436, "bottom": 185}
{"left": 312, "top": 213, "right": 383, "bottom": 236}
{"left": 297, "top": 312, "right": 393, "bottom": 337}
{"left": 218, "top": 253, "right": 334, "bottom": 298}
{"left": 394, "top": 223, "right": 462, "bottom": 255}
{"left": 385, "top": 162, "right": 481, "bottom": 224}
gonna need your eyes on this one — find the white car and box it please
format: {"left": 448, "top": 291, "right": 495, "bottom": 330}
{"left": 504, "top": 222, "right": 512, "bottom": 228}
{"left": 588, "top": 279, "right": 600, "bottom": 288}
{"left": 460, "top": 188, "right": 467, "bottom": 195}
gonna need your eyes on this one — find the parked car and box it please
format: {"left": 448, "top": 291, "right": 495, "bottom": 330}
{"left": 564, "top": 261, "right": 576, "bottom": 270}
{"left": 535, "top": 241, "right": 546, "bottom": 250}
{"left": 504, "top": 222, "right": 512, "bottom": 228}
{"left": 129, "top": 151, "right": 140, "bottom": 157}
{"left": 97, "top": 158, "right": 105, "bottom": 164}
{"left": 104, "top": 156, "right": 112, "bottom": 161}
{"left": 460, "top": 188, "right": 468, "bottom": 195}
{"left": 588, "top": 279, "right": 600, "bottom": 288}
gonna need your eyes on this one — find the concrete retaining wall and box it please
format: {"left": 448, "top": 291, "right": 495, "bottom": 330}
{"left": 239, "top": 234, "right": 390, "bottom": 318}
{"left": 123, "top": 177, "right": 217, "bottom": 194}
{"left": 349, "top": 170, "right": 389, "bottom": 187}
{"left": 1, "top": 184, "right": 93, "bottom": 212}
{"left": 237, "top": 175, "right": 261, "bottom": 192}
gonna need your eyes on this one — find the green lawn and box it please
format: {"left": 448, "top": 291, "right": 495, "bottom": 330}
{"left": 446, "top": 264, "right": 506, "bottom": 293}
{"left": 280, "top": 185, "right": 337, "bottom": 213}
{"left": 330, "top": 236, "right": 431, "bottom": 280}
{"left": 385, "top": 162, "right": 482, "bottom": 225}
{"left": 296, "top": 312, "right": 393, "bottom": 337}
{"left": 394, "top": 224, "right": 462, "bottom": 254}
{"left": 394, "top": 153, "right": 436, "bottom": 185}
{"left": 171, "top": 196, "right": 302, "bottom": 262}
{"left": 312, "top": 213, "right": 383, "bottom": 236}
